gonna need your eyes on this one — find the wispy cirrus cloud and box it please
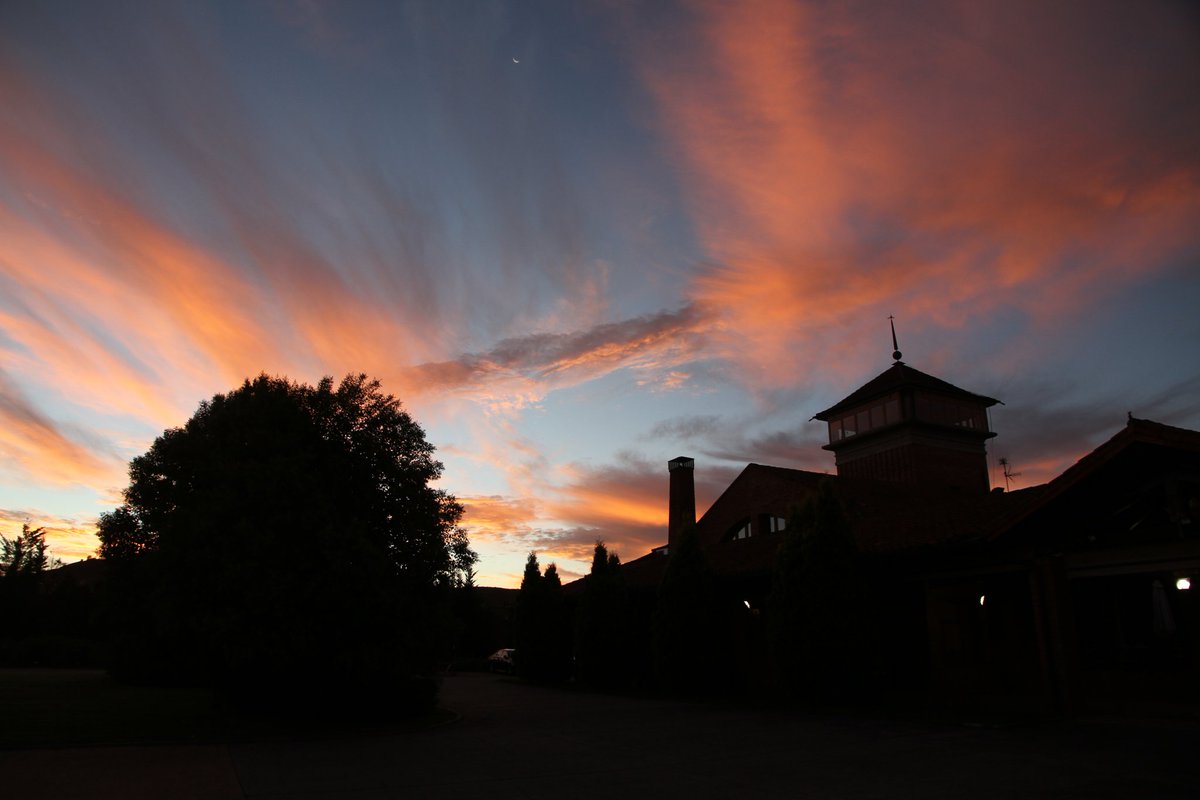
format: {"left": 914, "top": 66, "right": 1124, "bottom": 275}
{"left": 400, "top": 303, "right": 714, "bottom": 411}
{"left": 0, "top": 369, "right": 122, "bottom": 487}
{"left": 2, "top": 1, "right": 1196, "bottom": 586}
{"left": 628, "top": 0, "right": 1200, "bottom": 385}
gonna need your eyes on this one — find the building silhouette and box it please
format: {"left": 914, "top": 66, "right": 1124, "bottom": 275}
{"left": 622, "top": 354, "right": 1200, "bottom": 712}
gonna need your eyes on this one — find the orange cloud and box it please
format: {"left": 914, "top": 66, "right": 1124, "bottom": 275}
{"left": 0, "top": 509, "right": 100, "bottom": 563}
{"left": 455, "top": 450, "right": 683, "bottom": 582}
{"left": 460, "top": 494, "right": 540, "bottom": 540}
{"left": 0, "top": 370, "right": 122, "bottom": 487}
{"left": 0, "top": 61, "right": 463, "bottom": 430}
{"left": 629, "top": 0, "right": 1200, "bottom": 385}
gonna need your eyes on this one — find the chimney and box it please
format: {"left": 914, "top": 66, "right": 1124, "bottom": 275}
{"left": 667, "top": 456, "right": 695, "bottom": 552}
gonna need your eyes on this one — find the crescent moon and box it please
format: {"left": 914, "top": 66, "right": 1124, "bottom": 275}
{"left": 512, "top": 57, "right": 520, "bottom": 64}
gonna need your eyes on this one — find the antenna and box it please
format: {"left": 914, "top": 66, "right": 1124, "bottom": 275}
{"left": 888, "top": 315, "right": 903, "bottom": 363}
{"left": 998, "top": 457, "right": 1021, "bottom": 491}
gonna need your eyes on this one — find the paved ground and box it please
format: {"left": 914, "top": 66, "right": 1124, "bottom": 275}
{"left": 5, "top": 673, "right": 1200, "bottom": 798}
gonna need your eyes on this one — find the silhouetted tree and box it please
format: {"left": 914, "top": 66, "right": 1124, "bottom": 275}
{"left": 0, "top": 525, "right": 92, "bottom": 665}
{"left": 769, "top": 480, "right": 866, "bottom": 703}
{"left": 516, "top": 552, "right": 545, "bottom": 678}
{"left": 515, "top": 553, "right": 572, "bottom": 681}
{"left": 450, "top": 567, "right": 500, "bottom": 663}
{"left": 575, "top": 541, "right": 632, "bottom": 688}
{"left": 0, "top": 524, "right": 51, "bottom": 646}
{"left": 97, "top": 373, "right": 475, "bottom": 713}
{"left": 1, "top": 524, "right": 49, "bottom": 579}
{"left": 654, "top": 526, "right": 732, "bottom": 695}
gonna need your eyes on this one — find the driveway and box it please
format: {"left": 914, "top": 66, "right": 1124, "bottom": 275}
{"left": 6, "top": 672, "right": 1199, "bottom": 798}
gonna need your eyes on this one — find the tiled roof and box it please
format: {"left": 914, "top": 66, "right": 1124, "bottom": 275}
{"left": 984, "top": 417, "right": 1200, "bottom": 541}
{"left": 813, "top": 362, "right": 1000, "bottom": 420}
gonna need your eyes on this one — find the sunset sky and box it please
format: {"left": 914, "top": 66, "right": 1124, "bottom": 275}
{"left": 2, "top": 0, "right": 1198, "bottom": 586}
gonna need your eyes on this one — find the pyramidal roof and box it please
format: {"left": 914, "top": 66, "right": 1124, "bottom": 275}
{"left": 813, "top": 362, "right": 1000, "bottom": 420}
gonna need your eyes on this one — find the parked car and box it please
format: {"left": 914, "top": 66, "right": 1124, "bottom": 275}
{"left": 487, "top": 648, "right": 517, "bottom": 674}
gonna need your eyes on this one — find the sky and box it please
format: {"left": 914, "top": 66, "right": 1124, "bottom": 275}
{"left": 1, "top": 0, "right": 1198, "bottom": 587}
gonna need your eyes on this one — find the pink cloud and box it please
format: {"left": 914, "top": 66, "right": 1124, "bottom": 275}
{"left": 627, "top": 0, "right": 1200, "bottom": 385}
{"left": 0, "top": 369, "right": 122, "bottom": 487}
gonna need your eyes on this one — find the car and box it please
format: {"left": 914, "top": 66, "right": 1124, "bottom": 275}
{"left": 487, "top": 648, "right": 517, "bottom": 674}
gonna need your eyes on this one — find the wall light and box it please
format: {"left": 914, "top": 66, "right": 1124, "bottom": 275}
{"left": 1177, "top": 577, "right": 1192, "bottom": 591}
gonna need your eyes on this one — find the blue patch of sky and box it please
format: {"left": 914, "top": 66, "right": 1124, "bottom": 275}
{"left": 0, "top": 484, "right": 106, "bottom": 521}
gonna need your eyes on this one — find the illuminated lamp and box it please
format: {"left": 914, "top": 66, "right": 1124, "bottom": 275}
{"left": 979, "top": 595, "right": 986, "bottom": 606}
{"left": 1177, "top": 577, "right": 1192, "bottom": 591}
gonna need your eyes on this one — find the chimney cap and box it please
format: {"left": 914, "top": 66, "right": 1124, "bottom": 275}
{"left": 668, "top": 456, "right": 694, "bottom": 471}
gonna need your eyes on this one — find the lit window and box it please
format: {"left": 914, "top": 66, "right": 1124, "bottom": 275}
{"left": 729, "top": 521, "right": 751, "bottom": 541}
{"left": 767, "top": 516, "right": 787, "bottom": 533}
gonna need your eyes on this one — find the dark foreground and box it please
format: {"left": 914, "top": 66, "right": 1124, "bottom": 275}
{"left": 4, "top": 672, "right": 1198, "bottom": 799}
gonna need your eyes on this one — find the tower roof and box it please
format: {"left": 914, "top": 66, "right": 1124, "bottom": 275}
{"left": 813, "top": 362, "right": 1000, "bottom": 421}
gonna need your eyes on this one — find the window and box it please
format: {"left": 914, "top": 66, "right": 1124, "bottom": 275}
{"left": 827, "top": 393, "right": 901, "bottom": 444}
{"left": 915, "top": 393, "right": 987, "bottom": 431}
{"left": 728, "top": 520, "right": 752, "bottom": 541}
{"left": 841, "top": 414, "right": 858, "bottom": 438}
{"left": 766, "top": 515, "right": 786, "bottom": 533}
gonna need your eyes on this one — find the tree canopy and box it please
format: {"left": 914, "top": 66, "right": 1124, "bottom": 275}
{"left": 98, "top": 373, "right": 474, "bottom": 710}
{"left": 654, "top": 525, "right": 733, "bottom": 694}
{"left": 575, "top": 541, "right": 632, "bottom": 688}
{"left": 1, "top": 524, "right": 49, "bottom": 580}
{"left": 515, "top": 552, "right": 572, "bottom": 681}
{"left": 768, "top": 480, "right": 866, "bottom": 702}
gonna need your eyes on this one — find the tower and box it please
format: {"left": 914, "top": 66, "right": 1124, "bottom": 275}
{"left": 812, "top": 328, "right": 999, "bottom": 494}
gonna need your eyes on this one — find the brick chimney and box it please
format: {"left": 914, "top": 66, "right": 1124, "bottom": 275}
{"left": 667, "top": 456, "right": 695, "bottom": 552}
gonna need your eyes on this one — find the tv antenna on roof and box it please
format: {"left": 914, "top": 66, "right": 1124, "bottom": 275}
{"left": 888, "top": 315, "right": 903, "bottom": 363}
{"left": 998, "top": 457, "right": 1021, "bottom": 491}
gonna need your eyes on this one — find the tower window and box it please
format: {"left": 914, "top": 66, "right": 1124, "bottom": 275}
{"left": 827, "top": 393, "right": 901, "bottom": 443}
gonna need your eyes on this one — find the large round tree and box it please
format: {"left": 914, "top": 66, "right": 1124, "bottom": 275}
{"left": 98, "top": 374, "right": 474, "bottom": 711}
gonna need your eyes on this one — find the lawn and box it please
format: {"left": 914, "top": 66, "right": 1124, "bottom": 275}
{"left": 0, "top": 669, "right": 453, "bottom": 749}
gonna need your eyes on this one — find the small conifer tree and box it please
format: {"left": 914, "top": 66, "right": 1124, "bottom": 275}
{"left": 576, "top": 541, "right": 632, "bottom": 688}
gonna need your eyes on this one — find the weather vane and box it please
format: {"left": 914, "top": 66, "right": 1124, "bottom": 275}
{"left": 889, "top": 315, "right": 903, "bottom": 363}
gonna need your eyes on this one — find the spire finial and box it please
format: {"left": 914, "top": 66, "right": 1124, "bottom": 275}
{"left": 889, "top": 315, "right": 903, "bottom": 363}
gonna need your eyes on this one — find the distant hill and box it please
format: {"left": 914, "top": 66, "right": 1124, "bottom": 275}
{"left": 473, "top": 586, "right": 518, "bottom": 612}
{"left": 44, "top": 557, "right": 108, "bottom": 589}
